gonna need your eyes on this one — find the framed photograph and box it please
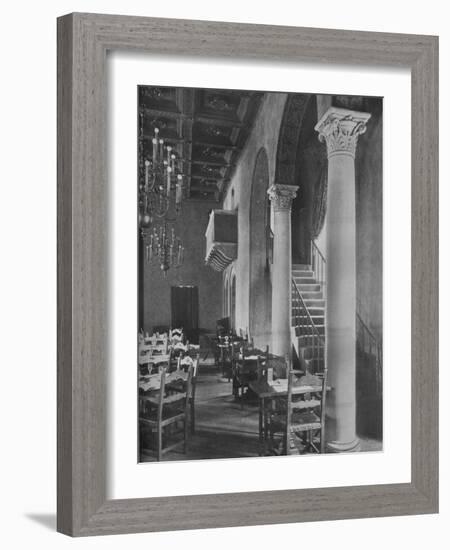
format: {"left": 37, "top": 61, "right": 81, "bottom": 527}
{"left": 57, "top": 13, "right": 438, "bottom": 536}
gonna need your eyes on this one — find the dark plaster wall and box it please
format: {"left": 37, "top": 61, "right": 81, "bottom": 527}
{"left": 249, "top": 148, "right": 272, "bottom": 345}
{"left": 141, "top": 199, "right": 222, "bottom": 333}
{"left": 291, "top": 97, "right": 327, "bottom": 264}
{"left": 355, "top": 97, "right": 383, "bottom": 341}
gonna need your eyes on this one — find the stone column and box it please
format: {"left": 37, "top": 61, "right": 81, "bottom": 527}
{"left": 267, "top": 184, "right": 298, "bottom": 359}
{"left": 315, "top": 107, "right": 371, "bottom": 452}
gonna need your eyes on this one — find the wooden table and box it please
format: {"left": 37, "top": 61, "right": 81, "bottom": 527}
{"left": 249, "top": 378, "right": 329, "bottom": 456}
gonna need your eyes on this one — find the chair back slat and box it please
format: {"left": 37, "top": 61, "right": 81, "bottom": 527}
{"left": 157, "top": 368, "right": 167, "bottom": 422}
{"left": 274, "top": 355, "right": 329, "bottom": 454}
{"left": 156, "top": 366, "right": 193, "bottom": 420}
{"left": 286, "top": 355, "right": 294, "bottom": 448}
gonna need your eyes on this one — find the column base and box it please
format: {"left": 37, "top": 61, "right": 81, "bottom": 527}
{"left": 326, "top": 438, "right": 361, "bottom": 453}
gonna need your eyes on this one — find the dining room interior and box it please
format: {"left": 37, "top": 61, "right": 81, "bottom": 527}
{"left": 137, "top": 85, "right": 383, "bottom": 462}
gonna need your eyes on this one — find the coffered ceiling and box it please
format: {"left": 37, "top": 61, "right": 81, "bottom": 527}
{"left": 139, "top": 86, "right": 264, "bottom": 201}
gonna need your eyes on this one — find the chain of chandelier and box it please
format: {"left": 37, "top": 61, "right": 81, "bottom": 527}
{"left": 139, "top": 120, "right": 185, "bottom": 273}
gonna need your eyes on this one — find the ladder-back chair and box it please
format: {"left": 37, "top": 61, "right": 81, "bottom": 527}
{"left": 139, "top": 365, "right": 193, "bottom": 461}
{"left": 269, "top": 361, "right": 328, "bottom": 454}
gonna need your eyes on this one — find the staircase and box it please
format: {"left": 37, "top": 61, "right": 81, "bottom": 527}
{"left": 291, "top": 263, "right": 325, "bottom": 374}
{"left": 291, "top": 247, "right": 383, "bottom": 442}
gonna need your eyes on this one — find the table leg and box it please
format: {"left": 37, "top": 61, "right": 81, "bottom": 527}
{"left": 262, "top": 397, "right": 267, "bottom": 456}
{"left": 258, "top": 397, "right": 264, "bottom": 456}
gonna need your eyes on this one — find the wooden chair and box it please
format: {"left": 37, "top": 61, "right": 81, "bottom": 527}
{"left": 256, "top": 351, "right": 287, "bottom": 452}
{"left": 139, "top": 366, "right": 193, "bottom": 461}
{"left": 256, "top": 346, "right": 271, "bottom": 382}
{"left": 148, "top": 349, "right": 172, "bottom": 374}
{"left": 233, "top": 343, "right": 265, "bottom": 406}
{"left": 172, "top": 353, "right": 199, "bottom": 434}
{"left": 268, "top": 360, "right": 328, "bottom": 455}
{"left": 189, "top": 354, "right": 200, "bottom": 434}
{"left": 170, "top": 328, "right": 184, "bottom": 344}
{"left": 221, "top": 339, "right": 236, "bottom": 382}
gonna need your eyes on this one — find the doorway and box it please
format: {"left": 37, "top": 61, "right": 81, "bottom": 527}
{"left": 171, "top": 285, "right": 199, "bottom": 343}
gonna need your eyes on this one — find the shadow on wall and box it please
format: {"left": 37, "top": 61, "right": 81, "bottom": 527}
{"left": 249, "top": 148, "right": 272, "bottom": 350}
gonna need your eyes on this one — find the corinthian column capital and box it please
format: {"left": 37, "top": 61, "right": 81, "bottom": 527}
{"left": 267, "top": 184, "right": 298, "bottom": 212}
{"left": 315, "top": 107, "right": 371, "bottom": 159}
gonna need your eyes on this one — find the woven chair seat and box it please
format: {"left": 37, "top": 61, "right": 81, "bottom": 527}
{"left": 270, "top": 410, "right": 321, "bottom": 433}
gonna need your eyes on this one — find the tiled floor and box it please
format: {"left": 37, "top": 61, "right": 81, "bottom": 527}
{"left": 140, "top": 368, "right": 382, "bottom": 462}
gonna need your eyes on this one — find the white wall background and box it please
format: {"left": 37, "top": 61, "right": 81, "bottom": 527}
{"left": 0, "top": 1, "right": 446, "bottom": 548}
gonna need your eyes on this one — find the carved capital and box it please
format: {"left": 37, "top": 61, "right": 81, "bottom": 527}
{"left": 267, "top": 184, "right": 298, "bottom": 212}
{"left": 315, "top": 107, "right": 371, "bottom": 159}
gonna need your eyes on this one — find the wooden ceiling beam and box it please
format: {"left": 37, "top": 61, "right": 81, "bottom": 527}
{"left": 194, "top": 115, "right": 244, "bottom": 128}
{"left": 190, "top": 174, "right": 224, "bottom": 183}
{"left": 141, "top": 135, "right": 237, "bottom": 151}
{"left": 180, "top": 88, "right": 195, "bottom": 198}
{"left": 186, "top": 159, "right": 233, "bottom": 168}
{"left": 193, "top": 142, "right": 238, "bottom": 150}
{"left": 141, "top": 107, "right": 245, "bottom": 128}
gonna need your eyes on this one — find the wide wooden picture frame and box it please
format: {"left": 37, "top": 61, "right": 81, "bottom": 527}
{"left": 57, "top": 12, "right": 438, "bottom": 537}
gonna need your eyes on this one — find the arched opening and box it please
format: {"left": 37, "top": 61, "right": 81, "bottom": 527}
{"left": 249, "top": 148, "right": 272, "bottom": 349}
{"left": 274, "top": 94, "right": 327, "bottom": 265}
{"left": 290, "top": 98, "right": 327, "bottom": 264}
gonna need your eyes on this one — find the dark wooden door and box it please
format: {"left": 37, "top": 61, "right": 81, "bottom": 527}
{"left": 171, "top": 286, "right": 199, "bottom": 343}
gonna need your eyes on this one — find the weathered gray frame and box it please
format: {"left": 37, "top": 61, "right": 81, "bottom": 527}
{"left": 57, "top": 12, "right": 439, "bottom": 537}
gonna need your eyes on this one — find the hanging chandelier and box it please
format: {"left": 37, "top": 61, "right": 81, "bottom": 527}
{"left": 138, "top": 126, "right": 184, "bottom": 231}
{"left": 138, "top": 114, "right": 185, "bottom": 274}
{"left": 145, "top": 222, "right": 184, "bottom": 273}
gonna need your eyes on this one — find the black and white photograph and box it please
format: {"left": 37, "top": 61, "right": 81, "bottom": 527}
{"left": 137, "top": 86, "right": 383, "bottom": 462}
{"left": 1, "top": 0, "right": 443, "bottom": 545}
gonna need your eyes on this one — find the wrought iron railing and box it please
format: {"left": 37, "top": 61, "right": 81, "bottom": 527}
{"left": 356, "top": 312, "right": 383, "bottom": 395}
{"left": 311, "top": 239, "right": 326, "bottom": 291}
{"left": 291, "top": 278, "right": 325, "bottom": 374}
{"left": 307, "top": 241, "right": 382, "bottom": 391}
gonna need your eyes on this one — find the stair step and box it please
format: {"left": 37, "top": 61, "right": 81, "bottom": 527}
{"left": 292, "top": 310, "right": 324, "bottom": 321}
{"left": 295, "top": 291, "right": 323, "bottom": 300}
{"left": 297, "top": 335, "right": 324, "bottom": 347}
{"left": 304, "top": 299, "right": 325, "bottom": 308}
{"left": 292, "top": 270, "right": 314, "bottom": 278}
{"left": 293, "top": 277, "right": 318, "bottom": 285}
{"left": 296, "top": 317, "right": 324, "bottom": 325}
{"left": 292, "top": 264, "right": 311, "bottom": 270}
{"left": 306, "top": 307, "right": 325, "bottom": 316}
{"left": 295, "top": 324, "right": 325, "bottom": 335}
{"left": 298, "top": 346, "right": 324, "bottom": 360}
{"left": 295, "top": 283, "right": 321, "bottom": 292}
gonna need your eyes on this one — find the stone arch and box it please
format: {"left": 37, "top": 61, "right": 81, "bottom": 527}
{"left": 276, "top": 94, "right": 328, "bottom": 264}
{"left": 275, "top": 94, "right": 312, "bottom": 187}
{"left": 249, "top": 148, "right": 272, "bottom": 349}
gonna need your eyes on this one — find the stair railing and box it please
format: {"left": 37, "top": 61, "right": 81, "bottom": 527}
{"left": 356, "top": 312, "right": 383, "bottom": 395}
{"left": 291, "top": 278, "right": 325, "bottom": 374}
{"left": 305, "top": 241, "right": 382, "bottom": 391}
{"left": 311, "top": 239, "right": 326, "bottom": 290}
